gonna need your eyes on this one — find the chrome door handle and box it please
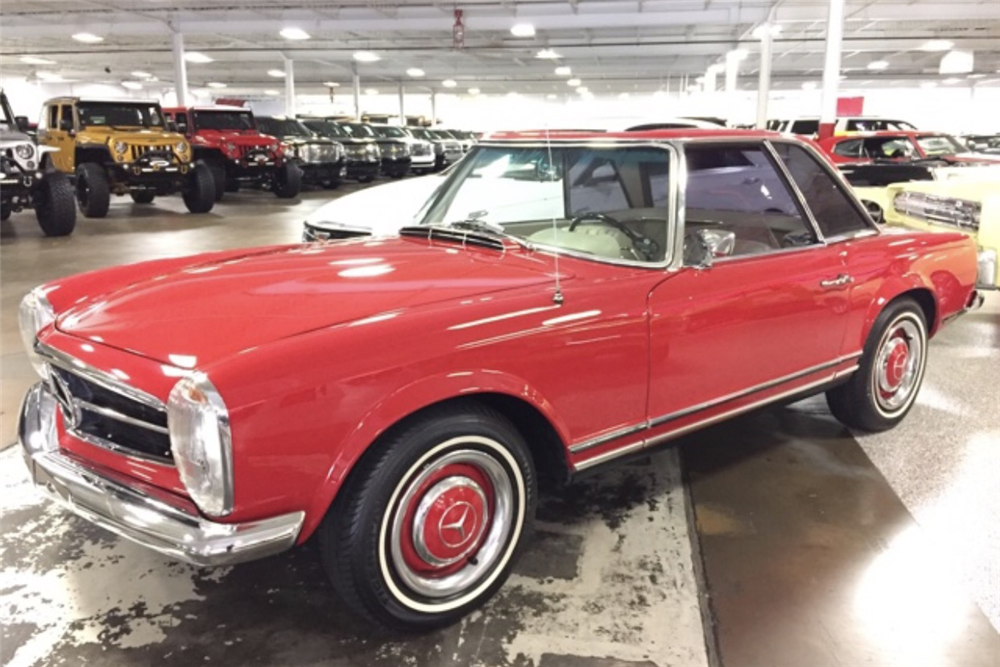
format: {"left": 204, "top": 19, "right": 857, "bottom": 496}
{"left": 820, "top": 274, "right": 854, "bottom": 288}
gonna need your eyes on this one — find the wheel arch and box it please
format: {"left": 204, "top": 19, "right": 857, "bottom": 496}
{"left": 860, "top": 279, "right": 939, "bottom": 351}
{"left": 74, "top": 144, "right": 112, "bottom": 166}
{"left": 299, "top": 376, "right": 570, "bottom": 542}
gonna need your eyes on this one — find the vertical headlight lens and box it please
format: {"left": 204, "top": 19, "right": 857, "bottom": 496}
{"left": 18, "top": 288, "right": 56, "bottom": 379}
{"left": 168, "top": 373, "right": 234, "bottom": 517}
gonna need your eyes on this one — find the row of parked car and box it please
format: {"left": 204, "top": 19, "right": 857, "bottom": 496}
{"left": 0, "top": 90, "right": 478, "bottom": 236}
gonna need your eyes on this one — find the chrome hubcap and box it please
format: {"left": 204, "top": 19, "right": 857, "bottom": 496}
{"left": 388, "top": 448, "right": 513, "bottom": 599}
{"left": 874, "top": 319, "right": 922, "bottom": 411}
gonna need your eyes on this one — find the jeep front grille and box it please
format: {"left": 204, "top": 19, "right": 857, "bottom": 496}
{"left": 128, "top": 144, "right": 176, "bottom": 162}
{"left": 40, "top": 346, "right": 173, "bottom": 463}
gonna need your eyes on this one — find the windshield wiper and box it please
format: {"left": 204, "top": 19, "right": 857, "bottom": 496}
{"left": 445, "top": 219, "right": 535, "bottom": 250}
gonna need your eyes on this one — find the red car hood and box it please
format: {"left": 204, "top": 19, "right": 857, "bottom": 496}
{"left": 56, "top": 238, "right": 555, "bottom": 368}
{"left": 192, "top": 130, "right": 276, "bottom": 148}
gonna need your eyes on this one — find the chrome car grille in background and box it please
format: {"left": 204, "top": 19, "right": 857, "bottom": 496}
{"left": 301, "top": 143, "right": 341, "bottom": 163}
{"left": 128, "top": 144, "right": 175, "bottom": 162}
{"left": 383, "top": 143, "right": 410, "bottom": 158}
{"left": 893, "top": 191, "right": 981, "bottom": 231}
{"left": 412, "top": 143, "right": 433, "bottom": 156}
{"left": 42, "top": 351, "right": 173, "bottom": 463}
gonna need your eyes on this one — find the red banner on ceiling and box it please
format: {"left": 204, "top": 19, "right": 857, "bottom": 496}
{"left": 837, "top": 97, "right": 864, "bottom": 116}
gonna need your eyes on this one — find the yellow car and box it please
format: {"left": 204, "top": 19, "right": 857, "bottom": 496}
{"left": 38, "top": 97, "right": 215, "bottom": 218}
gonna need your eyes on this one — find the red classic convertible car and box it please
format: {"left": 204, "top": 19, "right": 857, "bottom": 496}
{"left": 18, "top": 130, "right": 981, "bottom": 630}
{"left": 817, "top": 130, "right": 1000, "bottom": 165}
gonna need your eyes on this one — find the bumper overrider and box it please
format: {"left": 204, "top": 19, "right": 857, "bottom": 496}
{"left": 18, "top": 381, "right": 304, "bottom": 567}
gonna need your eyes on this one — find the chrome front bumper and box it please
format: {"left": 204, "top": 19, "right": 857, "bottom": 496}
{"left": 978, "top": 249, "right": 998, "bottom": 290}
{"left": 18, "top": 382, "right": 304, "bottom": 567}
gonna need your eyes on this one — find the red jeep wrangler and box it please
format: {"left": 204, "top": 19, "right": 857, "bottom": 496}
{"left": 163, "top": 105, "right": 301, "bottom": 201}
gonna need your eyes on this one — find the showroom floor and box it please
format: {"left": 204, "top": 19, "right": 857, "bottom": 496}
{"left": 1, "top": 187, "right": 998, "bottom": 667}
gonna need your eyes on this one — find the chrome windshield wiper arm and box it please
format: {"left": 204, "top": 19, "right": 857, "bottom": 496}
{"left": 446, "top": 219, "right": 535, "bottom": 250}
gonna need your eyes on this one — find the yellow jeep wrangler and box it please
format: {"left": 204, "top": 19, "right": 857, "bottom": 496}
{"left": 38, "top": 97, "right": 215, "bottom": 218}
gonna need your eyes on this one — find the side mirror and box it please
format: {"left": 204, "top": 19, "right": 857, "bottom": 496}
{"left": 684, "top": 228, "right": 736, "bottom": 269}
{"left": 15, "top": 116, "right": 30, "bottom": 132}
{"left": 59, "top": 118, "right": 73, "bottom": 132}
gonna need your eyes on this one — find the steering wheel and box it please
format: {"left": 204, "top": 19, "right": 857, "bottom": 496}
{"left": 568, "top": 212, "right": 660, "bottom": 261}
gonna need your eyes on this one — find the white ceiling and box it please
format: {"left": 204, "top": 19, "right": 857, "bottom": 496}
{"left": 1, "top": 0, "right": 998, "bottom": 96}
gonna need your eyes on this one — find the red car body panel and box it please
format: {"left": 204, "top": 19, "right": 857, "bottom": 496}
{"left": 31, "top": 132, "right": 980, "bottom": 545}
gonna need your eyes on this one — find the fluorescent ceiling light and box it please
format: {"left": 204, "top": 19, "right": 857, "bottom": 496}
{"left": 546, "top": 93, "right": 557, "bottom": 99}
{"left": 506, "top": 91, "right": 520, "bottom": 98}
{"left": 365, "top": 88, "right": 379, "bottom": 95}
{"left": 752, "top": 24, "right": 782, "bottom": 39}
{"left": 36, "top": 71, "right": 64, "bottom": 81}
{"left": 406, "top": 68, "right": 425, "bottom": 77}
{"left": 131, "top": 70, "right": 153, "bottom": 78}
{"left": 468, "top": 87, "right": 480, "bottom": 95}
{"left": 801, "top": 81, "right": 818, "bottom": 90}
{"left": 279, "top": 27, "right": 310, "bottom": 41}
{"left": 510, "top": 24, "right": 535, "bottom": 37}
{"left": 536, "top": 49, "right": 561, "bottom": 60}
{"left": 353, "top": 51, "right": 380, "bottom": 62}
{"left": 920, "top": 81, "right": 938, "bottom": 88}
{"left": 207, "top": 82, "right": 227, "bottom": 89}
{"left": 566, "top": 78, "right": 582, "bottom": 87}
{"left": 21, "top": 56, "right": 56, "bottom": 65}
{"left": 72, "top": 32, "right": 103, "bottom": 43}
{"left": 442, "top": 79, "right": 457, "bottom": 88}
{"left": 921, "top": 39, "right": 954, "bottom": 52}
{"left": 653, "top": 90, "right": 666, "bottom": 98}
{"left": 264, "top": 89, "right": 280, "bottom": 95}
{"left": 554, "top": 66, "right": 572, "bottom": 77}
{"left": 576, "top": 86, "right": 589, "bottom": 94}
{"left": 943, "top": 77, "right": 962, "bottom": 85}
{"left": 867, "top": 60, "right": 889, "bottom": 71}
{"left": 268, "top": 69, "right": 286, "bottom": 78}
{"left": 121, "top": 81, "right": 143, "bottom": 90}
{"left": 184, "top": 52, "right": 214, "bottom": 63}
{"left": 323, "top": 81, "right": 341, "bottom": 87}
{"left": 728, "top": 48, "right": 749, "bottom": 61}
{"left": 618, "top": 92, "right": 630, "bottom": 99}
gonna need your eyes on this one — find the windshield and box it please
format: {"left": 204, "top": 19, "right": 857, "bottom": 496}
{"left": 372, "top": 125, "right": 406, "bottom": 138}
{"left": 257, "top": 117, "right": 312, "bottom": 137}
{"left": 303, "top": 120, "right": 347, "bottom": 138}
{"left": 408, "top": 128, "right": 432, "bottom": 141}
{"left": 193, "top": 110, "right": 256, "bottom": 131}
{"left": 846, "top": 119, "right": 916, "bottom": 132}
{"left": 430, "top": 129, "right": 454, "bottom": 140}
{"left": 78, "top": 102, "right": 165, "bottom": 128}
{"left": 916, "top": 135, "right": 965, "bottom": 157}
{"left": 419, "top": 144, "right": 672, "bottom": 264}
{"left": 342, "top": 123, "right": 376, "bottom": 138}
{"left": 860, "top": 137, "right": 916, "bottom": 160}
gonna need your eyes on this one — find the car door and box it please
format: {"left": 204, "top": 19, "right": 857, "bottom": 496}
{"left": 646, "top": 141, "right": 851, "bottom": 426}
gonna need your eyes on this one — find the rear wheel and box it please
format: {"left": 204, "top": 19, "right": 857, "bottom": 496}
{"left": 273, "top": 163, "right": 302, "bottom": 199}
{"left": 34, "top": 172, "right": 76, "bottom": 236}
{"left": 319, "top": 403, "right": 536, "bottom": 631}
{"left": 827, "top": 297, "right": 928, "bottom": 432}
{"left": 181, "top": 162, "right": 215, "bottom": 214}
{"left": 208, "top": 163, "right": 226, "bottom": 202}
{"left": 129, "top": 190, "right": 155, "bottom": 204}
{"left": 75, "top": 163, "right": 111, "bottom": 218}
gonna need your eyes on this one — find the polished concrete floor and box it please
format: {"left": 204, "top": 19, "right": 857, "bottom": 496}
{"left": 1, "top": 185, "right": 998, "bottom": 667}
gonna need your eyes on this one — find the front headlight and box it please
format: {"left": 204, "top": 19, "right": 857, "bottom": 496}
{"left": 366, "top": 143, "right": 379, "bottom": 155}
{"left": 113, "top": 141, "right": 128, "bottom": 155}
{"left": 15, "top": 143, "right": 34, "bottom": 160}
{"left": 168, "top": 373, "right": 234, "bottom": 517}
{"left": 18, "top": 288, "right": 56, "bottom": 379}
{"left": 176, "top": 141, "right": 189, "bottom": 154}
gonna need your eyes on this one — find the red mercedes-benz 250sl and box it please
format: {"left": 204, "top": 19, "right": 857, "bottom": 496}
{"left": 18, "top": 130, "right": 981, "bottom": 630}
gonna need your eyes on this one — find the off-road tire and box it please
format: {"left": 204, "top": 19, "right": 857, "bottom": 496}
{"left": 130, "top": 190, "right": 156, "bottom": 204}
{"left": 181, "top": 162, "right": 216, "bottom": 214}
{"left": 208, "top": 163, "right": 226, "bottom": 202}
{"left": 75, "top": 163, "right": 111, "bottom": 218}
{"left": 827, "top": 297, "right": 928, "bottom": 432}
{"left": 1, "top": 202, "right": 11, "bottom": 221}
{"left": 319, "top": 401, "right": 536, "bottom": 632}
{"left": 273, "top": 163, "right": 302, "bottom": 199}
{"left": 34, "top": 172, "right": 76, "bottom": 236}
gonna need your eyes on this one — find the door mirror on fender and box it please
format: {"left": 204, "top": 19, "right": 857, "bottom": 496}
{"left": 683, "top": 228, "right": 736, "bottom": 269}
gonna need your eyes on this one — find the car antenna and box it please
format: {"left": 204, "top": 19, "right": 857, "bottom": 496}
{"left": 544, "top": 124, "right": 564, "bottom": 305}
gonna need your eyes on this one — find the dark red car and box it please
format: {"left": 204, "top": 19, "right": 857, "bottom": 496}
{"left": 817, "top": 130, "right": 1000, "bottom": 165}
{"left": 17, "top": 129, "right": 981, "bottom": 631}
{"left": 163, "top": 105, "right": 301, "bottom": 201}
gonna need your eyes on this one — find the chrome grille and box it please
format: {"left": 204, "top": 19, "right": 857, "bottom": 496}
{"left": 128, "top": 144, "right": 175, "bottom": 162}
{"left": 40, "top": 347, "right": 172, "bottom": 463}
{"left": 893, "top": 191, "right": 980, "bottom": 231}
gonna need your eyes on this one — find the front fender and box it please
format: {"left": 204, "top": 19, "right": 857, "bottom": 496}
{"left": 298, "top": 370, "right": 569, "bottom": 541}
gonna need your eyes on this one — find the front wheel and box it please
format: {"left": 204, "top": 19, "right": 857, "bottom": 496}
{"left": 208, "top": 163, "right": 226, "bottom": 202}
{"left": 75, "top": 163, "right": 111, "bottom": 218}
{"left": 827, "top": 297, "right": 928, "bottom": 432}
{"left": 319, "top": 403, "right": 536, "bottom": 631}
{"left": 181, "top": 162, "right": 216, "bottom": 214}
{"left": 273, "top": 163, "right": 302, "bottom": 199}
{"left": 1, "top": 202, "right": 10, "bottom": 221}
{"left": 34, "top": 172, "right": 77, "bottom": 236}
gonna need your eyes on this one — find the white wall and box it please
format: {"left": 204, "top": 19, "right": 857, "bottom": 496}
{"left": 4, "top": 73, "right": 997, "bottom": 134}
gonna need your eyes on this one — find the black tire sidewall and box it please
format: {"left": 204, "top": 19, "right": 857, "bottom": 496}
{"left": 35, "top": 172, "right": 76, "bottom": 236}
{"left": 75, "top": 163, "right": 110, "bottom": 218}
{"left": 182, "top": 162, "right": 215, "bottom": 213}
{"left": 274, "top": 163, "right": 302, "bottom": 198}
{"left": 208, "top": 163, "right": 226, "bottom": 202}
{"left": 323, "top": 406, "right": 536, "bottom": 630}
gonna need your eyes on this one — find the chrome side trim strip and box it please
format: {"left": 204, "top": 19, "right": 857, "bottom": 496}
{"left": 35, "top": 340, "right": 167, "bottom": 412}
{"left": 74, "top": 398, "right": 170, "bottom": 435}
{"left": 569, "top": 351, "right": 863, "bottom": 456}
{"left": 573, "top": 370, "right": 857, "bottom": 472}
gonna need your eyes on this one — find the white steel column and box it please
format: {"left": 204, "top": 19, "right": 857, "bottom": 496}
{"left": 171, "top": 29, "right": 189, "bottom": 107}
{"left": 704, "top": 67, "right": 718, "bottom": 93}
{"left": 756, "top": 25, "right": 774, "bottom": 129}
{"left": 725, "top": 51, "right": 739, "bottom": 94}
{"left": 819, "top": 0, "right": 846, "bottom": 138}
{"left": 398, "top": 83, "right": 405, "bottom": 123}
{"left": 352, "top": 64, "right": 361, "bottom": 121}
{"left": 284, "top": 57, "right": 295, "bottom": 117}
{"left": 430, "top": 90, "right": 437, "bottom": 124}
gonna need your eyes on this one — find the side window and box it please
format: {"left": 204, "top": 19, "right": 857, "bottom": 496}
{"left": 684, "top": 144, "right": 817, "bottom": 262}
{"left": 790, "top": 120, "right": 819, "bottom": 136}
{"left": 771, "top": 142, "right": 873, "bottom": 237}
{"left": 833, "top": 139, "right": 863, "bottom": 158}
{"left": 175, "top": 112, "right": 189, "bottom": 133}
{"left": 58, "top": 105, "right": 72, "bottom": 130}
{"left": 46, "top": 105, "right": 59, "bottom": 130}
